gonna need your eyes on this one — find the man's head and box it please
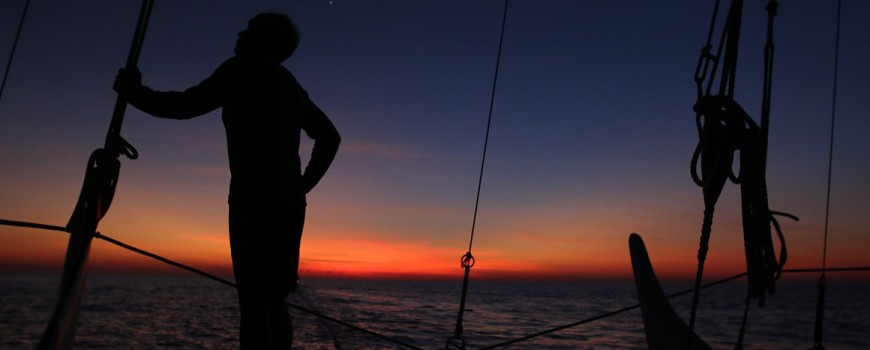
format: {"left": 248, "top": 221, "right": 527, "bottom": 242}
{"left": 235, "top": 13, "right": 300, "bottom": 62}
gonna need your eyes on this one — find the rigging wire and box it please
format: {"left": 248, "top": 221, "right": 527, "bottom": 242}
{"left": 688, "top": 3, "right": 794, "bottom": 347}
{"left": 35, "top": 2, "right": 152, "bottom": 348}
{"left": 0, "top": 0, "right": 32, "bottom": 105}
{"left": 478, "top": 266, "right": 868, "bottom": 349}
{"left": 0, "top": 218, "right": 424, "bottom": 350}
{"left": 2, "top": 1, "right": 862, "bottom": 348}
{"left": 466, "top": 0, "right": 509, "bottom": 254}
{"left": 448, "top": 1, "right": 509, "bottom": 349}
{"left": 813, "top": 0, "right": 843, "bottom": 348}
{"left": 820, "top": 0, "right": 842, "bottom": 282}
{"left": 4, "top": 216, "right": 870, "bottom": 348}
{"left": 688, "top": 0, "right": 744, "bottom": 338}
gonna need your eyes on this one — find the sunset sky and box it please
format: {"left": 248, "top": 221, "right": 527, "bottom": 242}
{"left": 1, "top": 1, "right": 868, "bottom": 282}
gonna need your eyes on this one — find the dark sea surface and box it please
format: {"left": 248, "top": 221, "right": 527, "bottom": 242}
{"left": 1, "top": 274, "right": 868, "bottom": 349}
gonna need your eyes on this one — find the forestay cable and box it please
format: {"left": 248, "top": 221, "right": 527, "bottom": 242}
{"left": 447, "top": 1, "right": 510, "bottom": 349}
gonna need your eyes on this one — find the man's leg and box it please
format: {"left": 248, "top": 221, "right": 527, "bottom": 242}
{"left": 230, "top": 203, "right": 272, "bottom": 349}
{"left": 265, "top": 204, "right": 305, "bottom": 347}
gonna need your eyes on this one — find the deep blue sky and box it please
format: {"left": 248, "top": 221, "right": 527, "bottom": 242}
{"left": 1, "top": 1, "right": 868, "bottom": 278}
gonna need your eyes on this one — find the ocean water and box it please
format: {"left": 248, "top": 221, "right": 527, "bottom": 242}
{"left": 1, "top": 274, "right": 868, "bottom": 349}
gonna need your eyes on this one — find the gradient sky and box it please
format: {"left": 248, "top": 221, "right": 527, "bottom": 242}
{"left": 1, "top": 0, "right": 868, "bottom": 281}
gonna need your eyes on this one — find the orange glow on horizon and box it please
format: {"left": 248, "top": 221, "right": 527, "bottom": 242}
{"left": 3, "top": 222, "right": 868, "bottom": 283}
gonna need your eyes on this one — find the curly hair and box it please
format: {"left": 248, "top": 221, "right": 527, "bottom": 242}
{"left": 241, "top": 13, "right": 300, "bottom": 62}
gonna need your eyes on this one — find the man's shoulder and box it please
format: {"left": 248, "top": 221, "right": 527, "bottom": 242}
{"left": 216, "top": 56, "right": 242, "bottom": 71}
{"left": 218, "top": 56, "right": 291, "bottom": 76}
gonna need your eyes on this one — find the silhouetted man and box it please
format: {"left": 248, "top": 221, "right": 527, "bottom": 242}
{"left": 114, "top": 13, "right": 340, "bottom": 349}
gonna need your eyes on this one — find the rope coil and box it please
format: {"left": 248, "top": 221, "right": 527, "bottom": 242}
{"left": 687, "top": 3, "right": 798, "bottom": 348}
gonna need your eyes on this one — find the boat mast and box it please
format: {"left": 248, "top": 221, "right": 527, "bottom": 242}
{"left": 36, "top": 1, "right": 155, "bottom": 349}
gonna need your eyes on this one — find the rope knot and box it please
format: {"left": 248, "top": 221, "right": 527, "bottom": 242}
{"left": 445, "top": 336, "right": 466, "bottom": 350}
{"left": 460, "top": 252, "right": 475, "bottom": 269}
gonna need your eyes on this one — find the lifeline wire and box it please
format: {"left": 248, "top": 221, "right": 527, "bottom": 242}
{"left": 3, "top": 216, "right": 869, "bottom": 349}
{"left": 476, "top": 266, "right": 869, "bottom": 350}
{"left": 0, "top": 1, "right": 857, "bottom": 348}
{"left": 0, "top": 217, "right": 424, "bottom": 350}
